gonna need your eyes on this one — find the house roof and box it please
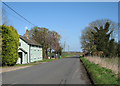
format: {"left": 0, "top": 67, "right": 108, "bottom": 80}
{"left": 19, "top": 35, "right": 42, "bottom": 47}
{"left": 19, "top": 48, "right": 27, "bottom": 54}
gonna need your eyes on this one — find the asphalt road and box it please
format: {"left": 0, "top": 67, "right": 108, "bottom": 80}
{"left": 2, "top": 56, "right": 91, "bottom": 85}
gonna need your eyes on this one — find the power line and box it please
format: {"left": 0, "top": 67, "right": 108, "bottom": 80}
{"left": 2, "top": 1, "right": 37, "bottom": 27}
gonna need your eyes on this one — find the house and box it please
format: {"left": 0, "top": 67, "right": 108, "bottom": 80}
{"left": 16, "top": 29, "right": 43, "bottom": 64}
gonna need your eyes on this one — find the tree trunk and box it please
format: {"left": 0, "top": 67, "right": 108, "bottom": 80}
{"left": 50, "top": 48, "right": 51, "bottom": 54}
{"left": 43, "top": 48, "right": 45, "bottom": 59}
{"left": 45, "top": 48, "right": 48, "bottom": 59}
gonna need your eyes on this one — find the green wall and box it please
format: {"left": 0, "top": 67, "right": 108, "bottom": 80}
{"left": 30, "top": 45, "right": 42, "bottom": 62}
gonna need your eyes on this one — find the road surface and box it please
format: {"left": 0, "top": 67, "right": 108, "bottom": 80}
{"left": 2, "top": 56, "right": 91, "bottom": 85}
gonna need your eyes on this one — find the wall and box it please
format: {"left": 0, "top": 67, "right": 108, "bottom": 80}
{"left": 18, "top": 38, "right": 30, "bottom": 64}
{"left": 30, "top": 45, "right": 42, "bottom": 62}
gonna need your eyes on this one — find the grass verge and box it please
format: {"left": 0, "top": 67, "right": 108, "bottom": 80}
{"left": 85, "top": 56, "right": 118, "bottom": 74}
{"left": 80, "top": 56, "right": 119, "bottom": 85}
{"left": 1, "top": 58, "right": 57, "bottom": 68}
{"left": 2, "top": 54, "right": 73, "bottom": 68}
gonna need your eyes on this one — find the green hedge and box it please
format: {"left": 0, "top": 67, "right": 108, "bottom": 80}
{"left": 2, "top": 25, "right": 19, "bottom": 66}
{"left": 80, "top": 56, "right": 119, "bottom": 85}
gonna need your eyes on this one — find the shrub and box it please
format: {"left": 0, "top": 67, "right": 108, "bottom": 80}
{"left": 2, "top": 25, "right": 19, "bottom": 66}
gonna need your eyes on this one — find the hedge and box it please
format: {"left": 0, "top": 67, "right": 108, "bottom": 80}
{"left": 2, "top": 25, "right": 19, "bottom": 66}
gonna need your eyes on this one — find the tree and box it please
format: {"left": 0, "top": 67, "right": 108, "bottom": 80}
{"left": 118, "top": 41, "right": 120, "bottom": 57}
{"left": 91, "top": 21, "right": 118, "bottom": 57}
{"left": 29, "top": 27, "right": 49, "bottom": 58}
{"left": 89, "top": 19, "right": 118, "bottom": 40}
{"left": 2, "top": 25, "right": 19, "bottom": 66}
{"left": 80, "top": 19, "right": 118, "bottom": 57}
{"left": 80, "top": 26, "right": 97, "bottom": 55}
{"left": 29, "top": 27, "right": 61, "bottom": 59}
{"left": 118, "top": 23, "right": 120, "bottom": 57}
{"left": 57, "top": 46, "right": 63, "bottom": 56}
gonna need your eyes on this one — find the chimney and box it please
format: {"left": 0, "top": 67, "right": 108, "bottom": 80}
{"left": 25, "top": 27, "right": 29, "bottom": 39}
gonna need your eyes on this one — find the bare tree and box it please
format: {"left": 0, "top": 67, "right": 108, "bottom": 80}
{"left": 29, "top": 27, "right": 62, "bottom": 59}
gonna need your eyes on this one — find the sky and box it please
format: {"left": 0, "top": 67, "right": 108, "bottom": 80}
{"left": 2, "top": 2, "right": 118, "bottom": 52}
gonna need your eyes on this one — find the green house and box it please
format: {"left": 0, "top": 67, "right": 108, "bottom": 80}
{"left": 16, "top": 35, "right": 43, "bottom": 64}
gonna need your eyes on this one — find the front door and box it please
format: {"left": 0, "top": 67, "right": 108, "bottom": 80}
{"left": 19, "top": 52, "right": 22, "bottom": 64}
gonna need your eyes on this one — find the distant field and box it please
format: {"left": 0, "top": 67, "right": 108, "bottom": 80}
{"left": 61, "top": 53, "right": 76, "bottom": 58}
{"left": 62, "top": 52, "right": 82, "bottom": 57}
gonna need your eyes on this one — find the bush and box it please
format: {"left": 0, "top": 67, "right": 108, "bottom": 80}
{"left": 2, "top": 25, "right": 19, "bottom": 66}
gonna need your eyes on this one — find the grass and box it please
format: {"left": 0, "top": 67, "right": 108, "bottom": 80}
{"left": 62, "top": 53, "right": 76, "bottom": 58}
{"left": 39, "top": 58, "right": 56, "bottom": 62}
{"left": 85, "top": 56, "right": 118, "bottom": 74}
{"left": 2, "top": 53, "right": 73, "bottom": 68}
{"left": 80, "top": 56, "right": 119, "bottom": 85}
{"left": 2, "top": 58, "right": 58, "bottom": 68}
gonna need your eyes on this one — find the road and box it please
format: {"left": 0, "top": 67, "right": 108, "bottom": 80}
{"left": 2, "top": 56, "right": 91, "bottom": 85}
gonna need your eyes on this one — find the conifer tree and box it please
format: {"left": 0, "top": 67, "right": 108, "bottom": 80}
{"left": 91, "top": 22, "right": 114, "bottom": 57}
{"left": 2, "top": 25, "right": 19, "bottom": 66}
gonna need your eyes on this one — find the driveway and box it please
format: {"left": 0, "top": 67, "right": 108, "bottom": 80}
{"left": 2, "top": 56, "right": 91, "bottom": 85}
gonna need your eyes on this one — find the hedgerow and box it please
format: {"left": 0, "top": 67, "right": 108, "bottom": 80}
{"left": 2, "top": 25, "right": 19, "bottom": 66}
{"left": 80, "top": 56, "right": 119, "bottom": 85}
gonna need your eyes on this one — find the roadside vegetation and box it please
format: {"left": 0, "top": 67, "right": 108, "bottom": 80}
{"left": 1, "top": 53, "right": 73, "bottom": 68}
{"left": 1, "top": 24, "right": 75, "bottom": 67}
{"left": 80, "top": 56, "right": 119, "bottom": 85}
{"left": 80, "top": 19, "right": 118, "bottom": 57}
{"left": 1, "top": 24, "right": 63, "bottom": 66}
{"left": 29, "top": 27, "right": 63, "bottom": 59}
{"left": 85, "top": 56, "right": 118, "bottom": 74}
{"left": 1, "top": 59, "right": 57, "bottom": 68}
{"left": 1, "top": 8, "right": 63, "bottom": 66}
{"left": 2, "top": 25, "right": 19, "bottom": 66}
{"left": 80, "top": 19, "right": 119, "bottom": 85}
